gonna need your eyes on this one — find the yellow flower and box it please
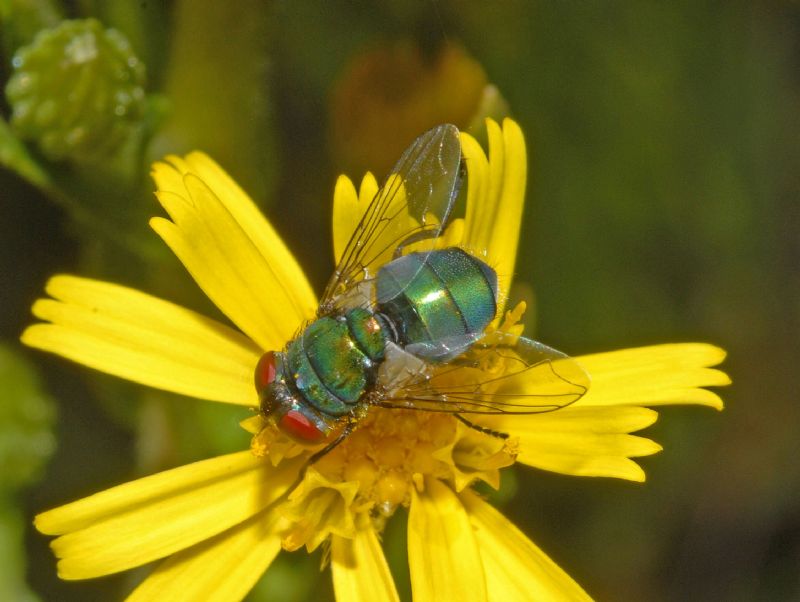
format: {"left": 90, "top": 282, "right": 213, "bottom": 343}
{"left": 23, "top": 118, "right": 729, "bottom": 601}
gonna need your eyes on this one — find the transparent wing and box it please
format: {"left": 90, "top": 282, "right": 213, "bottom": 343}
{"left": 376, "top": 333, "right": 590, "bottom": 414}
{"left": 320, "top": 124, "right": 463, "bottom": 313}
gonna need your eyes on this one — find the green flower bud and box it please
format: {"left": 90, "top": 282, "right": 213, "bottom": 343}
{"left": 5, "top": 18, "right": 146, "bottom": 162}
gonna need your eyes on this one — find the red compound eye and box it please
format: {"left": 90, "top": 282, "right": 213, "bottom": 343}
{"left": 254, "top": 351, "right": 277, "bottom": 393}
{"left": 278, "top": 409, "right": 326, "bottom": 444}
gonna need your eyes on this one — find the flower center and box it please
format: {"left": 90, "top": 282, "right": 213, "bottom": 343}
{"left": 313, "top": 409, "right": 461, "bottom": 515}
{"left": 245, "top": 405, "right": 516, "bottom": 551}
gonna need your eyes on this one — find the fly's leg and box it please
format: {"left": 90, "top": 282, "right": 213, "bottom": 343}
{"left": 455, "top": 413, "right": 509, "bottom": 440}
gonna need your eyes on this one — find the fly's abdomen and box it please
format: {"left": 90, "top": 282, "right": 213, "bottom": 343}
{"left": 286, "top": 311, "right": 386, "bottom": 417}
{"left": 376, "top": 248, "right": 498, "bottom": 355}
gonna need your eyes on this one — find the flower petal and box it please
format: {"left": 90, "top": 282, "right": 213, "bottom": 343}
{"left": 35, "top": 451, "right": 302, "bottom": 579}
{"left": 408, "top": 479, "right": 487, "bottom": 601}
{"left": 489, "top": 406, "right": 661, "bottom": 481}
{"left": 479, "top": 344, "right": 728, "bottom": 481}
{"left": 332, "top": 175, "right": 359, "bottom": 265}
{"left": 497, "top": 405, "right": 659, "bottom": 434}
{"left": 514, "top": 433, "right": 661, "bottom": 482}
{"left": 462, "top": 119, "right": 527, "bottom": 308}
{"left": 151, "top": 153, "right": 317, "bottom": 351}
{"left": 332, "top": 173, "right": 379, "bottom": 265}
{"left": 126, "top": 510, "right": 284, "bottom": 602}
{"left": 22, "top": 276, "right": 260, "bottom": 406}
{"left": 576, "top": 343, "right": 729, "bottom": 410}
{"left": 461, "top": 131, "right": 490, "bottom": 250}
{"left": 461, "top": 490, "right": 592, "bottom": 602}
{"left": 331, "top": 527, "right": 400, "bottom": 602}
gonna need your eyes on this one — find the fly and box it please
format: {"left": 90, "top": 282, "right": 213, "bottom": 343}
{"left": 256, "top": 124, "right": 590, "bottom": 475}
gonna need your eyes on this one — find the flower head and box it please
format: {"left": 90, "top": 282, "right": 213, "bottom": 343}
{"left": 330, "top": 41, "right": 490, "bottom": 175}
{"left": 23, "top": 119, "right": 728, "bottom": 600}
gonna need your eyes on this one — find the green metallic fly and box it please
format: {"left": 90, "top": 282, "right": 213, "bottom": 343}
{"left": 255, "top": 124, "right": 590, "bottom": 463}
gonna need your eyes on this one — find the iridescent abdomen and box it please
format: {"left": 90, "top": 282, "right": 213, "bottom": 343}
{"left": 376, "top": 247, "right": 498, "bottom": 360}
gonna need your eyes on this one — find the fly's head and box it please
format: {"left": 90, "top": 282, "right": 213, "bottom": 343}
{"left": 255, "top": 351, "right": 331, "bottom": 445}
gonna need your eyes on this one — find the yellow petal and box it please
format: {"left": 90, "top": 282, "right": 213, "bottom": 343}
{"left": 493, "top": 405, "right": 659, "bottom": 434}
{"left": 486, "top": 119, "right": 527, "bottom": 305}
{"left": 461, "top": 490, "right": 592, "bottom": 602}
{"left": 36, "top": 451, "right": 302, "bottom": 579}
{"left": 158, "top": 154, "right": 317, "bottom": 317}
{"left": 331, "top": 527, "right": 400, "bottom": 602}
{"left": 576, "top": 344, "right": 729, "bottom": 410}
{"left": 461, "top": 131, "right": 491, "bottom": 251}
{"left": 441, "top": 217, "right": 465, "bottom": 248}
{"left": 22, "top": 276, "right": 260, "bottom": 406}
{"left": 332, "top": 175, "right": 359, "bottom": 265}
{"left": 488, "top": 406, "right": 660, "bottom": 481}
{"left": 332, "top": 173, "right": 379, "bottom": 265}
{"left": 151, "top": 154, "right": 317, "bottom": 351}
{"left": 408, "top": 479, "right": 487, "bottom": 601}
{"left": 515, "top": 433, "right": 661, "bottom": 482}
{"left": 126, "top": 510, "right": 284, "bottom": 602}
{"left": 462, "top": 119, "right": 527, "bottom": 309}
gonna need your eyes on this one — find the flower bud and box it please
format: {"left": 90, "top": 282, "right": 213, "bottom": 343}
{"left": 5, "top": 19, "right": 146, "bottom": 162}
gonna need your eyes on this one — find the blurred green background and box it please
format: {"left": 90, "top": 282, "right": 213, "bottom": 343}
{"left": 1, "top": 1, "right": 798, "bottom": 600}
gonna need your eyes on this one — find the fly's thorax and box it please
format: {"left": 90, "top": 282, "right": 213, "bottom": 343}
{"left": 287, "top": 313, "right": 385, "bottom": 415}
{"left": 256, "top": 309, "right": 390, "bottom": 444}
{"left": 375, "top": 247, "right": 499, "bottom": 361}
{"left": 344, "top": 307, "right": 386, "bottom": 362}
